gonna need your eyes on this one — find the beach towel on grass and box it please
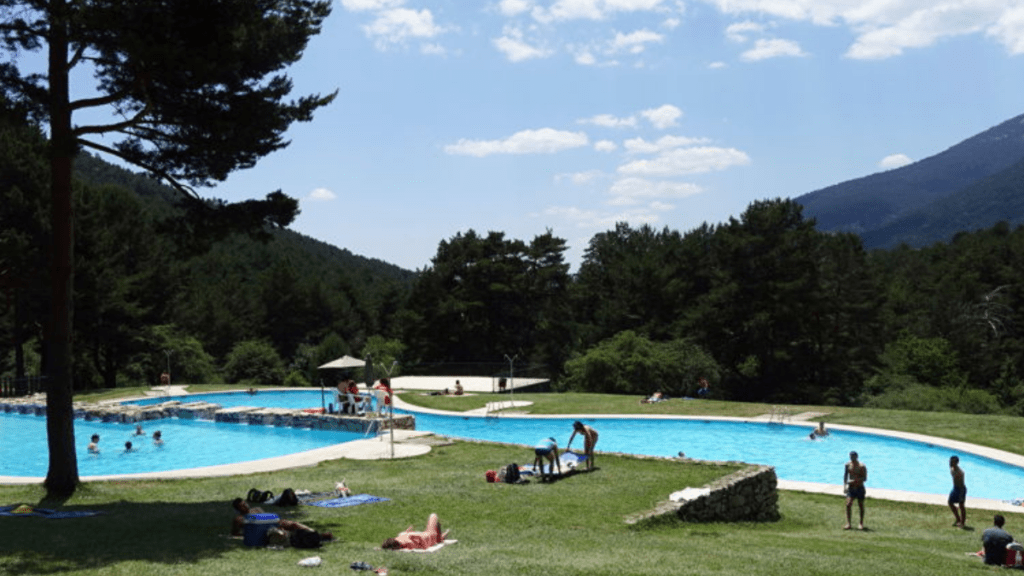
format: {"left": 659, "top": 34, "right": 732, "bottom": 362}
{"left": 304, "top": 494, "right": 389, "bottom": 508}
{"left": 400, "top": 539, "right": 457, "bottom": 553}
{"left": 519, "top": 451, "right": 589, "bottom": 476}
{"left": 0, "top": 504, "right": 105, "bottom": 519}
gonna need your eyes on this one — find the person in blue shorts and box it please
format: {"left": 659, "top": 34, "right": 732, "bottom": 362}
{"left": 843, "top": 451, "right": 867, "bottom": 530}
{"left": 533, "top": 437, "right": 561, "bottom": 480}
{"left": 949, "top": 455, "right": 967, "bottom": 528}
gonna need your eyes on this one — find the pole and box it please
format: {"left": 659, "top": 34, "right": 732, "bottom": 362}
{"left": 504, "top": 354, "right": 517, "bottom": 411}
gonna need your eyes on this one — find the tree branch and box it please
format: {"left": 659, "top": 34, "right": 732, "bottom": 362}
{"left": 73, "top": 103, "right": 151, "bottom": 136}
{"left": 70, "top": 89, "right": 132, "bottom": 112}
{"left": 76, "top": 139, "right": 202, "bottom": 202}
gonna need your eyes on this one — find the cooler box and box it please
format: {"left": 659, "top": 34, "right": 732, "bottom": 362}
{"left": 1006, "top": 543, "right": 1024, "bottom": 568}
{"left": 243, "top": 513, "right": 279, "bottom": 547}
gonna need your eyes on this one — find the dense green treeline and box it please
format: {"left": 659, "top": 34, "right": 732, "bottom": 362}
{"left": 3, "top": 117, "right": 1024, "bottom": 414}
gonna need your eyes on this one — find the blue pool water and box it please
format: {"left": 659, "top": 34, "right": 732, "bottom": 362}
{"left": 3, "top": 390, "right": 1023, "bottom": 502}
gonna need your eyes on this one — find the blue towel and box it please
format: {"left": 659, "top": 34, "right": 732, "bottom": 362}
{"left": 303, "top": 494, "right": 389, "bottom": 508}
{"left": 0, "top": 505, "right": 105, "bottom": 519}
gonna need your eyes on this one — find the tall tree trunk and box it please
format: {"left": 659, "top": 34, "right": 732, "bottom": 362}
{"left": 44, "top": 0, "right": 80, "bottom": 496}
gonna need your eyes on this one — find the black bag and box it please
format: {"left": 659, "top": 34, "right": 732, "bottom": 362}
{"left": 290, "top": 529, "right": 322, "bottom": 549}
{"left": 504, "top": 463, "right": 520, "bottom": 484}
{"left": 276, "top": 488, "right": 299, "bottom": 506}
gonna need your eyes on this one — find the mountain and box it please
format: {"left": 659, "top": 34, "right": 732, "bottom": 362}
{"left": 796, "top": 113, "right": 1024, "bottom": 246}
{"left": 73, "top": 152, "right": 416, "bottom": 288}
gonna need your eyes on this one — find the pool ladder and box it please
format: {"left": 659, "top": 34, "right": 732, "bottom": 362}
{"left": 767, "top": 405, "right": 791, "bottom": 426}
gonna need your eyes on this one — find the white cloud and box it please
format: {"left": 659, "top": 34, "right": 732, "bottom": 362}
{"left": 578, "top": 113, "right": 638, "bottom": 128}
{"left": 307, "top": 187, "right": 337, "bottom": 201}
{"left": 662, "top": 17, "right": 681, "bottom": 29}
{"left": 363, "top": 8, "right": 449, "bottom": 49}
{"left": 493, "top": 26, "right": 554, "bottom": 61}
{"left": 541, "top": 205, "right": 661, "bottom": 229}
{"left": 705, "top": 1, "right": 1024, "bottom": 60}
{"left": 531, "top": 0, "right": 669, "bottom": 24}
{"left": 708, "top": 61, "right": 727, "bottom": 68}
{"left": 556, "top": 169, "right": 605, "bottom": 184}
{"left": 575, "top": 50, "right": 598, "bottom": 64}
{"left": 420, "top": 42, "right": 446, "bottom": 55}
{"left": 624, "top": 134, "right": 710, "bottom": 154}
{"left": 988, "top": 6, "right": 1024, "bottom": 54}
{"left": 740, "top": 38, "right": 807, "bottom": 61}
{"left": 725, "top": 21, "right": 766, "bottom": 43}
{"left": 618, "top": 146, "right": 750, "bottom": 176}
{"left": 445, "top": 128, "right": 589, "bottom": 156}
{"left": 610, "top": 29, "right": 664, "bottom": 53}
{"left": 640, "top": 104, "right": 683, "bottom": 129}
{"left": 341, "top": 0, "right": 405, "bottom": 11}
{"left": 499, "top": 0, "right": 534, "bottom": 17}
{"left": 878, "top": 153, "right": 913, "bottom": 170}
{"left": 595, "top": 139, "right": 618, "bottom": 152}
{"left": 608, "top": 177, "right": 703, "bottom": 205}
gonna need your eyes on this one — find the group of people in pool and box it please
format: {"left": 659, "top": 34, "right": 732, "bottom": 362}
{"left": 85, "top": 424, "right": 163, "bottom": 454}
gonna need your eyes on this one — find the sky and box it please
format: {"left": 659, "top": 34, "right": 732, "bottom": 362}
{"left": 102, "top": 2, "right": 1024, "bottom": 270}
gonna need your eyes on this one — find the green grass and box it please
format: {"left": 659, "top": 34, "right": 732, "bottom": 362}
{"left": 2, "top": 387, "right": 1018, "bottom": 575}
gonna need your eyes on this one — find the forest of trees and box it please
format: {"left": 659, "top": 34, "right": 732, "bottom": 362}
{"left": 3, "top": 115, "right": 1024, "bottom": 416}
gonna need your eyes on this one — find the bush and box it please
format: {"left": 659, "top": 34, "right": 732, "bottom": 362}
{"left": 864, "top": 383, "right": 1005, "bottom": 414}
{"left": 223, "top": 339, "right": 285, "bottom": 386}
{"left": 562, "top": 331, "right": 719, "bottom": 397}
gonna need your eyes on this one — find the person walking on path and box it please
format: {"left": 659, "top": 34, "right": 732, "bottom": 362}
{"left": 844, "top": 451, "right": 867, "bottom": 530}
{"left": 566, "top": 421, "right": 599, "bottom": 471}
{"left": 949, "top": 455, "right": 967, "bottom": 528}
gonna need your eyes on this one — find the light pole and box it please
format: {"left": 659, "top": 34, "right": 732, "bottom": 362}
{"left": 163, "top": 350, "right": 172, "bottom": 384}
{"left": 504, "top": 354, "right": 517, "bottom": 409}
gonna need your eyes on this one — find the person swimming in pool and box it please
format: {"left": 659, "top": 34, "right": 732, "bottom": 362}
{"left": 153, "top": 430, "right": 164, "bottom": 445}
{"left": 533, "top": 437, "right": 561, "bottom": 480}
{"left": 133, "top": 424, "right": 145, "bottom": 436}
{"left": 87, "top": 434, "right": 100, "bottom": 454}
{"left": 844, "top": 451, "right": 867, "bottom": 530}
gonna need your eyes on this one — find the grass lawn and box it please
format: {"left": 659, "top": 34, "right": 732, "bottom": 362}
{"left": 2, "top": 387, "right": 1017, "bottom": 575}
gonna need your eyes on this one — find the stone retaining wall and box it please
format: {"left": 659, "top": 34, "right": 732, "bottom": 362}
{"left": 627, "top": 463, "right": 780, "bottom": 525}
{"left": 0, "top": 397, "right": 415, "bottom": 434}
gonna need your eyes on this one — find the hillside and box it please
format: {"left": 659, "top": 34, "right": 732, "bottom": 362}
{"left": 796, "top": 114, "right": 1024, "bottom": 236}
{"left": 73, "top": 152, "right": 416, "bottom": 288}
{"left": 859, "top": 155, "right": 1024, "bottom": 248}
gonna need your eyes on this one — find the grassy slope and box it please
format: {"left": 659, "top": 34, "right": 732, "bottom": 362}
{"left": 2, "top": 387, "right": 1017, "bottom": 576}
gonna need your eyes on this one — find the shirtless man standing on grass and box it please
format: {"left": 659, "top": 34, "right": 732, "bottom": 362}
{"left": 949, "top": 455, "right": 967, "bottom": 528}
{"left": 844, "top": 451, "right": 867, "bottom": 530}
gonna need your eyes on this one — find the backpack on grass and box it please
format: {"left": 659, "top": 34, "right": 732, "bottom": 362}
{"left": 290, "top": 529, "right": 322, "bottom": 549}
{"left": 503, "top": 463, "right": 520, "bottom": 484}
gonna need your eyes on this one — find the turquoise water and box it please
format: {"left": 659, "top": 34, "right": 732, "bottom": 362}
{"left": 3, "top": 390, "right": 1023, "bottom": 502}
{"left": 0, "top": 410, "right": 362, "bottom": 477}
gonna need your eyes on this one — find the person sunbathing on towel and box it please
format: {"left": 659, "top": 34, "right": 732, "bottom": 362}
{"left": 229, "top": 498, "right": 332, "bottom": 541}
{"left": 381, "top": 513, "right": 448, "bottom": 550}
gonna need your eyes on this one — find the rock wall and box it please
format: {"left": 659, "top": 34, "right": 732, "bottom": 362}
{"left": 627, "top": 464, "right": 780, "bottom": 525}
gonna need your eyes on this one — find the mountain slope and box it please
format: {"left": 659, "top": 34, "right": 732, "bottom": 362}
{"left": 859, "top": 155, "right": 1024, "bottom": 249}
{"left": 797, "top": 114, "right": 1024, "bottom": 233}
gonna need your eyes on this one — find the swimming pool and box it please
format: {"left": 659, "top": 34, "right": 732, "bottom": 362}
{"left": 0, "top": 409, "right": 363, "bottom": 477}
{"left": 4, "top": 390, "right": 1024, "bottom": 502}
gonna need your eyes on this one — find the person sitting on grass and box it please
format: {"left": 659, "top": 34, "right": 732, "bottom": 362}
{"left": 229, "top": 498, "right": 332, "bottom": 542}
{"left": 533, "top": 437, "right": 561, "bottom": 480}
{"left": 382, "top": 513, "right": 448, "bottom": 550}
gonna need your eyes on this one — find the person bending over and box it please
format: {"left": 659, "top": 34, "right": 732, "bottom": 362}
{"left": 566, "top": 421, "right": 599, "bottom": 471}
{"left": 533, "top": 437, "right": 561, "bottom": 480}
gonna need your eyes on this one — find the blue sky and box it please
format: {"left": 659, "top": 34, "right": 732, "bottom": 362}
{"left": 195, "top": 2, "right": 1024, "bottom": 269}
